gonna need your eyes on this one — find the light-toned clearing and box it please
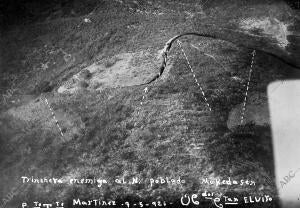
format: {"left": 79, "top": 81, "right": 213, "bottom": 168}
{"left": 58, "top": 51, "right": 170, "bottom": 94}
{"left": 5, "top": 98, "right": 82, "bottom": 141}
{"left": 227, "top": 94, "right": 270, "bottom": 129}
{"left": 240, "top": 17, "right": 291, "bottom": 48}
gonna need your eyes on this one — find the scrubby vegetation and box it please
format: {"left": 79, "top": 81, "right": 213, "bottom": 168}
{"left": 1, "top": 0, "right": 298, "bottom": 207}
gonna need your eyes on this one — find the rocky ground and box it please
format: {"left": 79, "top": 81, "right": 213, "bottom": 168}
{"left": 0, "top": 0, "right": 299, "bottom": 207}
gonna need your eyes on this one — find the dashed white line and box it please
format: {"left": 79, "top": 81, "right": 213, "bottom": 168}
{"left": 44, "top": 98, "right": 64, "bottom": 137}
{"left": 177, "top": 40, "right": 212, "bottom": 111}
{"left": 241, "top": 50, "right": 256, "bottom": 124}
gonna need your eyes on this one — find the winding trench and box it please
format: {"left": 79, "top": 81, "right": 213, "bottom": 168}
{"left": 139, "top": 32, "right": 300, "bottom": 86}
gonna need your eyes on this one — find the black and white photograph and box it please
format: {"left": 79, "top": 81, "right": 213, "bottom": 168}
{"left": 0, "top": 0, "right": 300, "bottom": 207}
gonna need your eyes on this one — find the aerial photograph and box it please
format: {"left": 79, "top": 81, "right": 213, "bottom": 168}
{"left": 0, "top": 0, "right": 299, "bottom": 207}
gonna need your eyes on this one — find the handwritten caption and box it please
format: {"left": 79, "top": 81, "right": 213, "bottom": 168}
{"left": 21, "top": 176, "right": 256, "bottom": 188}
{"left": 3, "top": 176, "right": 263, "bottom": 208}
{"left": 20, "top": 192, "right": 273, "bottom": 208}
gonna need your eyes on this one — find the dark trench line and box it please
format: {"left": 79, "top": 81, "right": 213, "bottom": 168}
{"left": 137, "top": 32, "right": 300, "bottom": 86}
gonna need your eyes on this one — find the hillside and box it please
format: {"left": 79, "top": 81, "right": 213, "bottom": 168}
{"left": 0, "top": 0, "right": 299, "bottom": 207}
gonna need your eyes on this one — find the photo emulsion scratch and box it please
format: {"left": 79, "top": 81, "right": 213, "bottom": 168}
{"left": 0, "top": 0, "right": 299, "bottom": 208}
